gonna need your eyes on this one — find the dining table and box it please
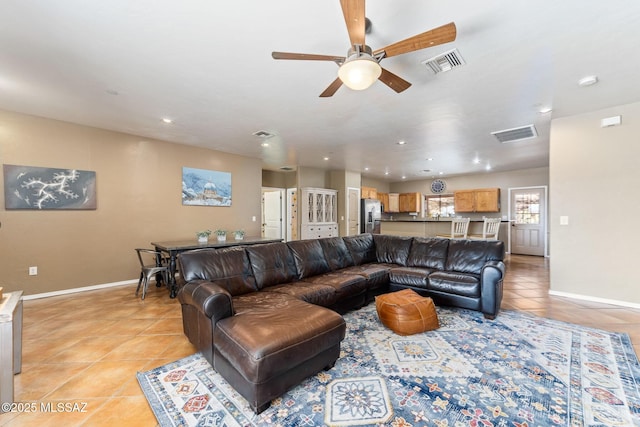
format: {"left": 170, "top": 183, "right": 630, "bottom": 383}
{"left": 151, "top": 236, "right": 283, "bottom": 297}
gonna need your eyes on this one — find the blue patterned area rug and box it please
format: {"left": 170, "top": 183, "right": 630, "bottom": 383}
{"left": 137, "top": 304, "right": 640, "bottom": 426}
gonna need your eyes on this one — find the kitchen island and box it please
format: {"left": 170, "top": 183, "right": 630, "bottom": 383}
{"left": 380, "top": 218, "right": 507, "bottom": 241}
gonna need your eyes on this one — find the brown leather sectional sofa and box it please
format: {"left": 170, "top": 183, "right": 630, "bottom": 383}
{"left": 176, "top": 233, "right": 505, "bottom": 413}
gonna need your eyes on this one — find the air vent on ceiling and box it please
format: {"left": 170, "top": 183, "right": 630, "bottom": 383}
{"left": 253, "top": 130, "right": 274, "bottom": 138}
{"left": 279, "top": 166, "right": 295, "bottom": 171}
{"left": 491, "top": 124, "right": 538, "bottom": 143}
{"left": 422, "top": 48, "right": 465, "bottom": 74}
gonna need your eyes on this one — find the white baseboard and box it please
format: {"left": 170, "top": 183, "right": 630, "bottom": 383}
{"left": 22, "top": 279, "right": 138, "bottom": 301}
{"left": 549, "top": 290, "right": 640, "bottom": 310}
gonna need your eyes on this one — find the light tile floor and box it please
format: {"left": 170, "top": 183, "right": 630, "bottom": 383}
{"left": 1, "top": 254, "right": 639, "bottom": 426}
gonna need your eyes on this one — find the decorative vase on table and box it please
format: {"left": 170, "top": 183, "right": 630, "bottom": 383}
{"left": 234, "top": 230, "right": 245, "bottom": 240}
{"left": 216, "top": 230, "right": 227, "bottom": 242}
{"left": 197, "top": 236, "right": 208, "bottom": 244}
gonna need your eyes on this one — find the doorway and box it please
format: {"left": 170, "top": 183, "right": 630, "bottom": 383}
{"left": 261, "top": 188, "right": 284, "bottom": 240}
{"left": 508, "top": 186, "right": 547, "bottom": 256}
{"left": 346, "top": 187, "right": 360, "bottom": 236}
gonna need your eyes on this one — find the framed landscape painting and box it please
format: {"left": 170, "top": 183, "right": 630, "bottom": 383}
{"left": 3, "top": 164, "right": 97, "bottom": 210}
{"left": 182, "top": 167, "right": 232, "bottom": 206}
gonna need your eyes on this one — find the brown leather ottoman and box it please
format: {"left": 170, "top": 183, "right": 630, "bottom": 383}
{"left": 375, "top": 289, "right": 439, "bottom": 335}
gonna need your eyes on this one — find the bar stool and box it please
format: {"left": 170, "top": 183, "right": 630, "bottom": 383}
{"left": 436, "top": 217, "right": 470, "bottom": 239}
{"left": 135, "top": 248, "right": 169, "bottom": 299}
{"left": 469, "top": 217, "right": 501, "bottom": 240}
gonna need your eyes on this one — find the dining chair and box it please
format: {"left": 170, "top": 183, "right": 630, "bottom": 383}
{"left": 436, "top": 217, "right": 470, "bottom": 239}
{"left": 469, "top": 217, "right": 501, "bottom": 240}
{"left": 135, "top": 248, "right": 169, "bottom": 299}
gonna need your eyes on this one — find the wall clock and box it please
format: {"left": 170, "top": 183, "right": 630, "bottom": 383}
{"left": 430, "top": 179, "right": 446, "bottom": 194}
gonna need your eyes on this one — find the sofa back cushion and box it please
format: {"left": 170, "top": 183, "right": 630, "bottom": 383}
{"left": 343, "top": 234, "right": 376, "bottom": 265}
{"left": 287, "top": 240, "right": 332, "bottom": 279}
{"left": 245, "top": 242, "right": 298, "bottom": 289}
{"left": 373, "top": 235, "right": 413, "bottom": 266}
{"left": 178, "top": 247, "right": 258, "bottom": 296}
{"left": 445, "top": 239, "right": 505, "bottom": 274}
{"left": 406, "top": 237, "right": 449, "bottom": 270}
{"left": 319, "top": 237, "right": 355, "bottom": 270}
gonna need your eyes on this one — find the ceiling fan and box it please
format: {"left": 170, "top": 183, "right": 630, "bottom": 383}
{"left": 271, "top": 0, "right": 457, "bottom": 97}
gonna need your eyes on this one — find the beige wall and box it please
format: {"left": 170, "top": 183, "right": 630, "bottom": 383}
{"left": 550, "top": 102, "right": 640, "bottom": 305}
{"left": 361, "top": 177, "right": 390, "bottom": 193}
{"left": 262, "top": 169, "right": 296, "bottom": 189}
{"left": 0, "top": 110, "right": 262, "bottom": 296}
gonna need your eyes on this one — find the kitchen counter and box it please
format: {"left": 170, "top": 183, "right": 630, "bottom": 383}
{"left": 380, "top": 219, "right": 507, "bottom": 241}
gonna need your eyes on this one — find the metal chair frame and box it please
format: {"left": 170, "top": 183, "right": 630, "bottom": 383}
{"left": 135, "top": 248, "right": 169, "bottom": 299}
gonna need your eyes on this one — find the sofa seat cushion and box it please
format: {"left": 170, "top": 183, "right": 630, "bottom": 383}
{"left": 338, "top": 264, "right": 390, "bottom": 289}
{"left": 245, "top": 243, "right": 298, "bottom": 289}
{"left": 263, "top": 282, "right": 339, "bottom": 307}
{"left": 231, "top": 291, "right": 298, "bottom": 316}
{"left": 427, "top": 271, "right": 480, "bottom": 298}
{"left": 214, "top": 299, "right": 346, "bottom": 384}
{"left": 389, "top": 267, "right": 433, "bottom": 288}
{"left": 300, "top": 273, "right": 367, "bottom": 300}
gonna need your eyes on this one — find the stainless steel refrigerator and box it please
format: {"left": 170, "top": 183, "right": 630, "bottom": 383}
{"left": 361, "top": 198, "right": 382, "bottom": 234}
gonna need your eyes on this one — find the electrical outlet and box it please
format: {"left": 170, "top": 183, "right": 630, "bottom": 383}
{"left": 29, "top": 266, "right": 38, "bottom": 276}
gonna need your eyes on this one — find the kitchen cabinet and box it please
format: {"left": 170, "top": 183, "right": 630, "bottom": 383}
{"left": 361, "top": 186, "right": 377, "bottom": 199}
{"left": 300, "top": 188, "right": 338, "bottom": 239}
{"left": 387, "top": 193, "right": 400, "bottom": 213}
{"left": 399, "top": 192, "right": 421, "bottom": 213}
{"left": 377, "top": 192, "right": 389, "bottom": 211}
{"left": 454, "top": 188, "right": 500, "bottom": 212}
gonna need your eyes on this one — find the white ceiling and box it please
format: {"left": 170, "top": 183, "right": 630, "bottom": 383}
{"left": 2, "top": 1, "right": 640, "bottom": 181}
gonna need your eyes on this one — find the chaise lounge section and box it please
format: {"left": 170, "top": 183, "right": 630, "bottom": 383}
{"left": 177, "top": 233, "right": 505, "bottom": 413}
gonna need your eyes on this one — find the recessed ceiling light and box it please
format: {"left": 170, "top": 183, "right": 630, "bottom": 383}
{"left": 384, "top": 171, "right": 390, "bottom": 175}
{"left": 486, "top": 164, "right": 492, "bottom": 171}
{"left": 260, "top": 142, "right": 269, "bottom": 147}
{"left": 364, "top": 167, "right": 369, "bottom": 171}
{"left": 578, "top": 75, "right": 598, "bottom": 87}
{"left": 162, "top": 118, "right": 173, "bottom": 124}
{"left": 105, "top": 89, "right": 119, "bottom": 96}
{"left": 539, "top": 107, "right": 553, "bottom": 114}
{"left": 473, "top": 158, "right": 480, "bottom": 164}
{"left": 427, "top": 158, "right": 433, "bottom": 161}
{"left": 439, "top": 171, "right": 444, "bottom": 175}
{"left": 323, "top": 157, "right": 329, "bottom": 161}
{"left": 401, "top": 176, "right": 406, "bottom": 179}
{"left": 397, "top": 140, "right": 406, "bottom": 145}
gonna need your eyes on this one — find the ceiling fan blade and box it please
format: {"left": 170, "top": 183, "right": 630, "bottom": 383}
{"left": 378, "top": 68, "right": 412, "bottom": 93}
{"left": 374, "top": 22, "right": 457, "bottom": 59}
{"left": 320, "top": 77, "right": 343, "bottom": 97}
{"left": 340, "top": 0, "right": 366, "bottom": 46}
{"left": 272, "top": 52, "right": 345, "bottom": 62}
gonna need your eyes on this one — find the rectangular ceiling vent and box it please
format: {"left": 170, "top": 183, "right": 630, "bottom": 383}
{"left": 422, "top": 48, "right": 465, "bottom": 74}
{"left": 491, "top": 124, "right": 538, "bottom": 143}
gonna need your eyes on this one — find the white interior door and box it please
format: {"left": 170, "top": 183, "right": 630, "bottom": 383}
{"left": 347, "top": 187, "right": 360, "bottom": 236}
{"left": 509, "top": 187, "right": 547, "bottom": 256}
{"left": 262, "top": 190, "right": 283, "bottom": 239}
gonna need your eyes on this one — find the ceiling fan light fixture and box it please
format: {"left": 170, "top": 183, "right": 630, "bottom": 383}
{"left": 338, "top": 48, "right": 381, "bottom": 91}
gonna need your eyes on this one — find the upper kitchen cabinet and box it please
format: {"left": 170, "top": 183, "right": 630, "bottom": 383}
{"left": 377, "top": 192, "right": 389, "bottom": 210}
{"left": 387, "top": 193, "right": 400, "bottom": 213}
{"left": 361, "top": 186, "right": 377, "bottom": 199}
{"left": 399, "top": 192, "right": 421, "bottom": 213}
{"left": 454, "top": 188, "right": 501, "bottom": 212}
